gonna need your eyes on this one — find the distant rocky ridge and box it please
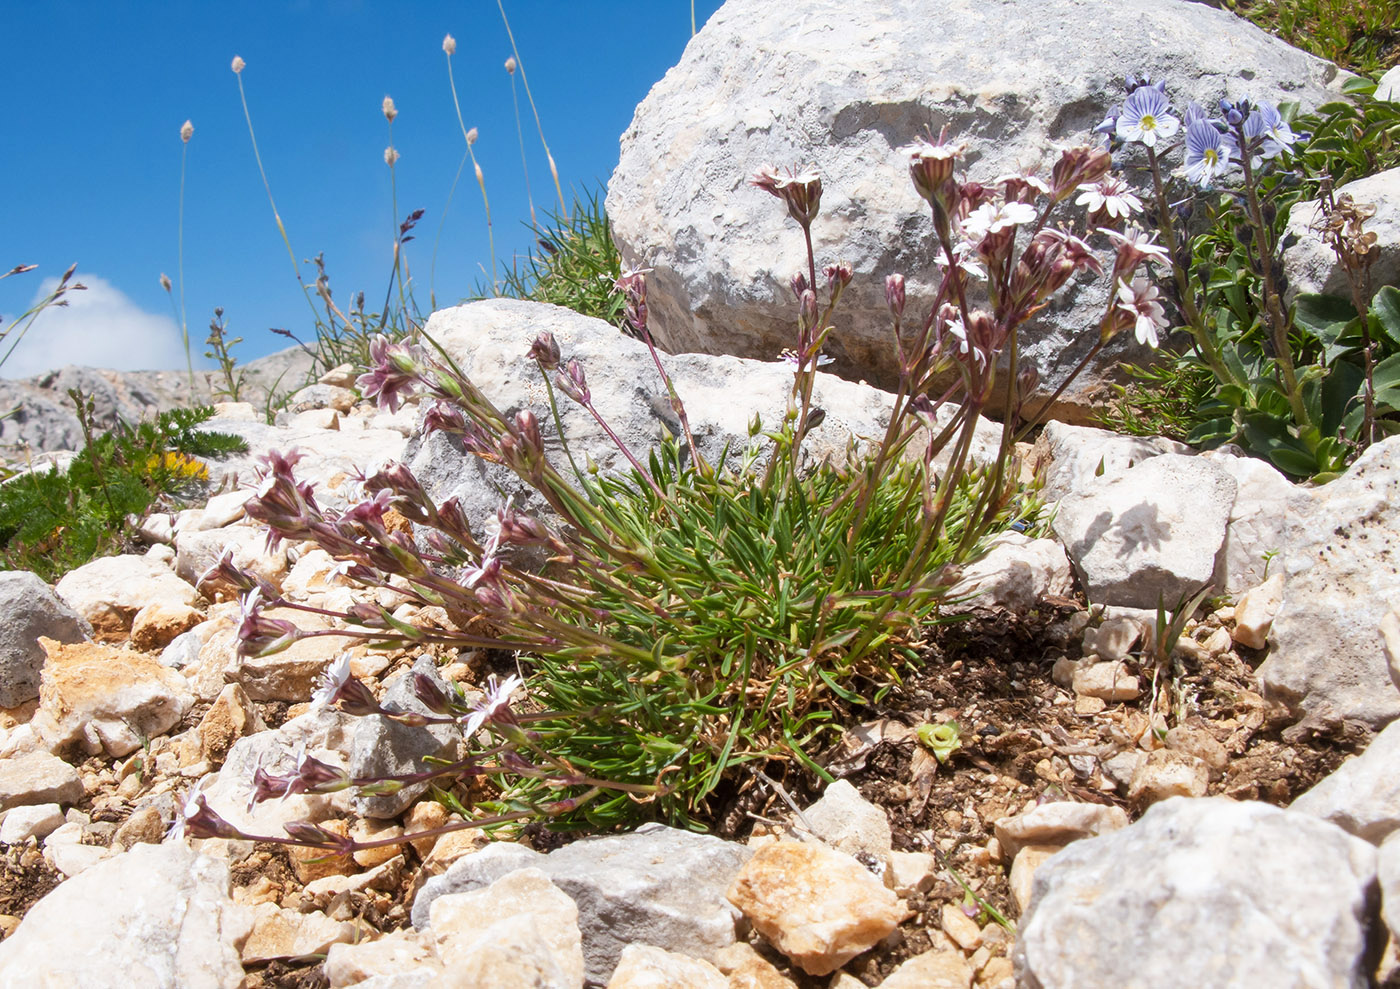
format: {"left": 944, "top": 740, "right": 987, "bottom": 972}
{"left": 0, "top": 346, "right": 317, "bottom": 461}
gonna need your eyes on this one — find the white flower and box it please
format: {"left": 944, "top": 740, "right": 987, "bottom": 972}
{"left": 1116, "top": 276, "right": 1168, "bottom": 348}
{"left": 935, "top": 240, "right": 987, "bottom": 280}
{"left": 961, "top": 201, "right": 1037, "bottom": 242}
{"left": 311, "top": 654, "right": 354, "bottom": 710}
{"left": 945, "top": 316, "right": 986, "bottom": 368}
{"left": 168, "top": 782, "right": 208, "bottom": 841}
{"left": 1075, "top": 177, "right": 1143, "bottom": 219}
{"left": 462, "top": 673, "right": 522, "bottom": 738}
{"left": 1100, "top": 226, "right": 1172, "bottom": 269}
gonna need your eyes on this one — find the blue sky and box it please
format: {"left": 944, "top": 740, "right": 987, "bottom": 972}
{"left": 1, "top": 1, "right": 724, "bottom": 378}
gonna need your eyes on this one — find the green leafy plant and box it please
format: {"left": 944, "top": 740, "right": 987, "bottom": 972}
{"left": 1225, "top": 0, "right": 1400, "bottom": 79}
{"left": 0, "top": 402, "right": 246, "bottom": 581}
{"left": 207, "top": 135, "right": 1170, "bottom": 842}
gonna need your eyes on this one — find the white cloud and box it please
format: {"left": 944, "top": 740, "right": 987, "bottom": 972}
{"left": 0, "top": 273, "right": 196, "bottom": 379}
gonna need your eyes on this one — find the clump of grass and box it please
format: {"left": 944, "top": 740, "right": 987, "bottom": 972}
{"left": 481, "top": 189, "right": 626, "bottom": 328}
{"left": 0, "top": 402, "right": 246, "bottom": 581}
{"left": 1227, "top": 0, "right": 1399, "bottom": 78}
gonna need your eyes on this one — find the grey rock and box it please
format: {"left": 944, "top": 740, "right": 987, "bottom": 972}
{"left": 1014, "top": 797, "right": 1382, "bottom": 989}
{"left": 348, "top": 656, "right": 464, "bottom": 819}
{"left": 413, "top": 823, "right": 752, "bottom": 984}
{"left": 160, "top": 629, "right": 204, "bottom": 669}
{"left": 1035, "top": 421, "right": 1190, "bottom": 504}
{"left": 1200, "top": 448, "right": 1311, "bottom": 595}
{"left": 607, "top": 0, "right": 1344, "bottom": 420}
{"left": 0, "top": 751, "right": 84, "bottom": 811}
{"left": 1051, "top": 453, "right": 1236, "bottom": 609}
{"left": 1282, "top": 167, "right": 1400, "bottom": 307}
{"left": 406, "top": 299, "right": 1001, "bottom": 543}
{"left": 0, "top": 570, "right": 91, "bottom": 708}
{"left": 946, "top": 532, "right": 1073, "bottom": 614}
{"left": 1292, "top": 720, "right": 1400, "bottom": 844}
{"left": 0, "top": 841, "right": 247, "bottom": 988}
{"left": 1258, "top": 436, "right": 1400, "bottom": 727}
{"left": 0, "top": 346, "right": 315, "bottom": 460}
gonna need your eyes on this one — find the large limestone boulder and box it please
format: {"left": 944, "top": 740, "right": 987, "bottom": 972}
{"left": 607, "top": 0, "right": 1345, "bottom": 420}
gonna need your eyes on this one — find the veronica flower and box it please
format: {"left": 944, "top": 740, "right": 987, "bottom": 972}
{"left": 1116, "top": 276, "right": 1168, "bottom": 348}
{"left": 1182, "top": 101, "right": 1211, "bottom": 127}
{"left": 1115, "top": 87, "right": 1180, "bottom": 148}
{"left": 1184, "top": 119, "right": 1233, "bottom": 187}
{"left": 462, "top": 673, "right": 523, "bottom": 738}
{"left": 1249, "top": 102, "right": 1296, "bottom": 159}
{"left": 1075, "top": 176, "right": 1143, "bottom": 220}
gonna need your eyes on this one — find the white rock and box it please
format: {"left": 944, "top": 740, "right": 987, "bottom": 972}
{"left": 1292, "top": 720, "right": 1400, "bottom": 844}
{"left": 1036, "top": 422, "right": 1190, "bottom": 503}
{"left": 0, "top": 802, "right": 65, "bottom": 843}
{"left": 429, "top": 868, "right": 585, "bottom": 989}
{"left": 946, "top": 532, "right": 1072, "bottom": 614}
{"left": 1258, "top": 436, "right": 1400, "bottom": 726}
{"left": 324, "top": 930, "right": 440, "bottom": 988}
{"left": 1381, "top": 831, "right": 1400, "bottom": 945}
{"left": 606, "top": 944, "right": 727, "bottom": 988}
{"left": 241, "top": 902, "right": 356, "bottom": 965}
{"left": 800, "top": 778, "right": 892, "bottom": 867}
{"left": 1127, "top": 748, "right": 1211, "bottom": 806}
{"left": 1080, "top": 616, "right": 1140, "bottom": 662}
{"left": 993, "top": 801, "right": 1129, "bottom": 860}
{"left": 607, "top": 0, "right": 1342, "bottom": 417}
{"left": 1201, "top": 448, "right": 1309, "bottom": 594}
{"left": 0, "top": 750, "right": 84, "bottom": 811}
{"left": 54, "top": 553, "right": 200, "bottom": 640}
{"left": 175, "top": 523, "right": 288, "bottom": 595}
{"left": 1379, "top": 66, "right": 1400, "bottom": 103}
{"left": 0, "top": 842, "right": 248, "bottom": 987}
{"left": 1052, "top": 454, "right": 1236, "bottom": 609}
{"left": 42, "top": 838, "right": 112, "bottom": 877}
{"left": 1014, "top": 798, "right": 1378, "bottom": 988}
{"left": 1231, "top": 573, "right": 1285, "bottom": 650}
{"left": 407, "top": 300, "right": 1002, "bottom": 550}
{"left": 1283, "top": 166, "right": 1400, "bottom": 306}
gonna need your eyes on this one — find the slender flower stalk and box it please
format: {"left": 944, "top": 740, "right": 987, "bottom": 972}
{"left": 505, "top": 56, "right": 537, "bottom": 226}
{"left": 441, "top": 37, "right": 497, "bottom": 295}
{"left": 176, "top": 119, "right": 194, "bottom": 390}
{"left": 496, "top": 0, "right": 567, "bottom": 219}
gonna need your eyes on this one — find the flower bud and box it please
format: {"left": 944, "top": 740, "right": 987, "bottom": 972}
{"left": 797, "top": 289, "right": 819, "bottom": 336}
{"left": 904, "top": 137, "right": 962, "bottom": 211}
{"left": 413, "top": 672, "right": 455, "bottom": 714}
{"left": 751, "top": 166, "right": 822, "bottom": 229}
{"left": 885, "top": 273, "right": 906, "bottom": 319}
{"left": 526, "top": 331, "right": 561, "bottom": 369}
{"left": 790, "top": 271, "right": 809, "bottom": 301}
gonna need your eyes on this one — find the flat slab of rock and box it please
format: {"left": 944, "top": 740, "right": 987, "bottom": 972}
{"left": 0, "top": 841, "right": 248, "bottom": 988}
{"left": 1051, "top": 454, "right": 1236, "bottom": 609}
{"left": 1014, "top": 797, "right": 1381, "bottom": 988}
{"left": 0, "top": 751, "right": 83, "bottom": 811}
{"left": 54, "top": 552, "right": 200, "bottom": 641}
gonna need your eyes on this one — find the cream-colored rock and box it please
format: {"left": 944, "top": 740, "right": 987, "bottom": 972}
{"left": 0, "top": 802, "right": 65, "bottom": 843}
{"left": 979, "top": 956, "right": 1016, "bottom": 988}
{"left": 429, "top": 867, "right": 585, "bottom": 989}
{"left": 1071, "top": 661, "right": 1141, "bottom": 702}
{"left": 940, "top": 902, "right": 983, "bottom": 951}
{"left": 1164, "top": 724, "right": 1228, "bottom": 779}
{"left": 606, "top": 943, "right": 727, "bottom": 988}
{"left": 112, "top": 805, "right": 166, "bottom": 849}
{"left": 1010, "top": 843, "right": 1061, "bottom": 915}
{"left": 1232, "top": 573, "right": 1285, "bottom": 650}
{"left": 886, "top": 849, "right": 936, "bottom": 895}
{"left": 0, "top": 751, "right": 83, "bottom": 811}
{"left": 201, "top": 607, "right": 369, "bottom": 702}
{"left": 129, "top": 601, "right": 204, "bottom": 652}
{"left": 290, "top": 408, "right": 341, "bottom": 431}
{"left": 211, "top": 401, "right": 258, "bottom": 420}
{"left": 350, "top": 817, "right": 405, "bottom": 868}
{"left": 993, "top": 801, "right": 1129, "bottom": 860}
{"left": 33, "top": 638, "right": 194, "bottom": 757}
{"left": 241, "top": 903, "right": 357, "bottom": 965}
{"left": 1127, "top": 748, "right": 1210, "bottom": 806}
{"left": 54, "top": 554, "right": 200, "bottom": 640}
{"left": 324, "top": 930, "right": 440, "bottom": 987}
{"left": 281, "top": 548, "right": 355, "bottom": 605}
{"left": 1383, "top": 609, "right": 1400, "bottom": 694}
{"left": 287, "top": 819, "right": 356, "bottom": 884}
{"left": 712, "top": 942, "right": 796, "bottom": 988}
{"left": 880, "top": 949, "right": 974, "bottom": 989}
{"left": 725, "top": 839, "right": 903, "bottom": 976}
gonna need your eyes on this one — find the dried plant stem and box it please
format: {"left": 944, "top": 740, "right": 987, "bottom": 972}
{"left": 234, "top": 66, "right": 321, "bottom": 326}
{"left": 508, "top": 69, "right": 537, "bottom": 226}
{"left": 497, "top": 0, "right": 567, "bottom": 219}
{"left": 444, "top": 51, "right": 498, "bottom": 294}
{"left": 177, "top": 137, "right": 193, "bottom": 390}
